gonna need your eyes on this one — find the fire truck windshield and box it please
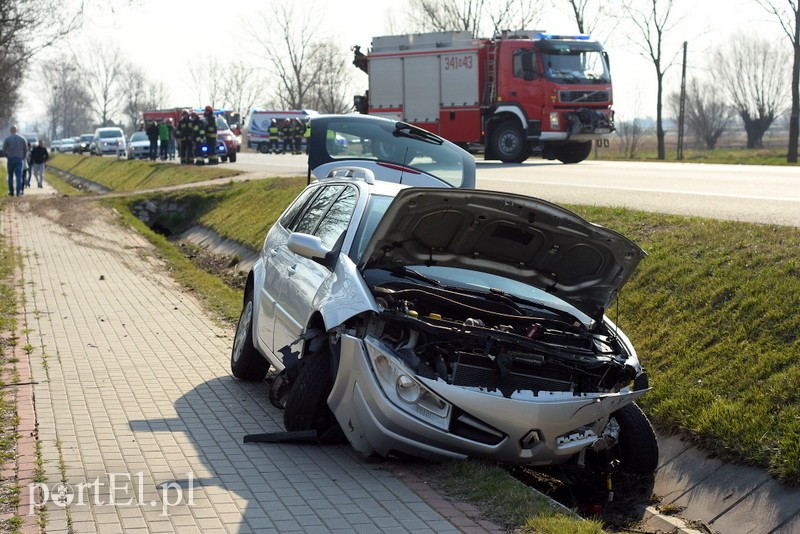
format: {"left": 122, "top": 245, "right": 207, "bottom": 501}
{"left": 542, "top": 50, "right": 609, "bottom": 84}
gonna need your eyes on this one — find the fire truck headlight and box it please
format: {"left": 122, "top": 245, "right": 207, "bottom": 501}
{"left": 549, "top": 112, "right": 560, "bottom": 130}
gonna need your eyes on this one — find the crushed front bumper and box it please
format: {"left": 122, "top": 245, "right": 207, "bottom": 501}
{"left": 328, "top": 334, "right": 646, "bottom": 465}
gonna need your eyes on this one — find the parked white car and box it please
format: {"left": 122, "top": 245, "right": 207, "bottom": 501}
{"left": 231, "top": 114, "right": 657, "bottom": 474}
{"left": 91, "top": 127, "right": 126, "bottom": 156}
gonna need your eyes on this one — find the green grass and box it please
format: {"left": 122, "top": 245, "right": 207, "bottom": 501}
{"left": 48, "top": 154, "right": 239, "bottom": 191}
{"left": 0, "top": 202, "right": 23, "bottom": 527}
{"left": 593, "top": 147, "right": 796, "bottom": 166}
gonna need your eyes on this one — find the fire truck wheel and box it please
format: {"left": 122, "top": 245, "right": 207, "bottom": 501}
{"left": 257, "top": 142, "right": 269, "bottom": 154}
{"left": 491, "top": 122, "right": 529, "bottom": 163}
{"left": 553, "top": 141, "right": 592, "bottom": 164}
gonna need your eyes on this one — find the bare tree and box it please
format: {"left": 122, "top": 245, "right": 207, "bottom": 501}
{"left": 219, "top": 62, "right": 264, "bottom": 126}
{"left": 40, "top": 59, "right": 93, "bottom": 139}
{"left": 554, "top": 0, "right": 611, "bottom": 42}
{"left": 713, "top": 35, "right": 789, "bottom": 149}
{"left": 620, "top": 0, "right": 685, "bottom": 160}
{"left": 668, "top": 78, "right": 734, "bottom": 149}
{"left": 0, "top": 0, "right": 84, "bottom": 122}
{"left": 79, "top": 40, "right": 127, "bottom": 127}
{"left": 306, "top": 43, "right": 353, "bottom": 114}
{"left": 121, "top": 65, "right": 167, "bottom": 130}
{"left": 756, "top": 1, "right": 799, "bottom": 162}
{"left": 408, "top": 0, "right": 542, "bottom": 37}
{"left": 616, "top": 118, "right": 648, "bottom": 159}
{"left": 251, "top": 4, "right": 321, "bottom": 109}
{"left": 187, "top": 59, "right": 226, "bottom": 108}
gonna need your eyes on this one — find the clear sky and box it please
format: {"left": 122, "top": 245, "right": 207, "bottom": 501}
{"left": 18, "top": 0, "right": 790, "bottom": 130}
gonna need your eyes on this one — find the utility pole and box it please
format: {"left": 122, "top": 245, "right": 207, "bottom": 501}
{"left": 677, "top": 41, "right": 687, "bottom": 161}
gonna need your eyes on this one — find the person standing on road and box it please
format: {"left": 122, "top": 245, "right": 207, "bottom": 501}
{"left": 30, "top": 140, "right": 49, "bottom": 188}
{"left": 166, "top": 118, "right": 176, "bottom": 160}
{"left": 192, "top": 111, "right": 206, "bottom": 165}
{"left": 3, "top": 126, "right": 28, "bottom": 196}
{"left": 158, "top": 120, "right": 170, "bottom": 161}
{"left": 24, "top": 142, "right": 33, "bottom": 188}
{"left": 146, "top": 120, "right": 159, "bottom": 161}
{"left": 268, "top": 119, "right": 280, "bottom": 154}
{"left": 204, "top": 106, "right": 218, "bottom": 165}
{"left": 177, "top": 110, "right": 193, "bottom": 164}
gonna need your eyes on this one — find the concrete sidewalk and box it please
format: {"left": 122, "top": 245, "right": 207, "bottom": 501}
{"left": 5, "top": 187, "right": 503, "bottom": 533}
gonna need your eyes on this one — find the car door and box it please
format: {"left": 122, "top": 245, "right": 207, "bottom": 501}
{"left": 256, "top": 186, "right": 319, "bottom": 358}
{"left": 272, "top": 184, "right": 359, "bottom": 363}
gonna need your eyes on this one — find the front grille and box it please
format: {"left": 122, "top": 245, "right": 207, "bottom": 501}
{"left": 559, "top": 90, "right": 609, "bottom": 103}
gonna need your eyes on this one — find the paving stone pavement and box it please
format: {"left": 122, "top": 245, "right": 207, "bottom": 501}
{"left": 5, "top": 185, "right": 503, "bottom": 534}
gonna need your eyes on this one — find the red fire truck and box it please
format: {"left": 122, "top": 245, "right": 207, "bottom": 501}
{"left": 141, "top": 108, "right": 241, "bottom": 162}
{"left": 353, "top": 30, "right": 614, "bottom": 163}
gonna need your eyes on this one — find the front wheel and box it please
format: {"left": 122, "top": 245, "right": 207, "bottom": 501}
{"left": 552, "top": 141, "right": 592, "bottom": 164}
{"left": 230, "top": 289, "right": 269, "bottom": 380}
{"left": 609, "top": 403, "right": 659, "bottom": 474}
{"left": 229, "top": 150, "right": 237, "bottom": 163}
{"left": 284, "top": 346, "right": 340, "bottom": 439}
{"left": 491, "top": 122, "right": 530, "bottom": 163}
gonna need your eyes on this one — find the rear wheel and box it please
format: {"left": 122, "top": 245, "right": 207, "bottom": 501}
{"left": 257, "top": 142, "right": 269, "bottom": 154}
{"left": 230, "top": 289, "right": 269, "bottom": 380}
{"left": 229, "top": 150, "right": 237, "bottom": 163}
{"left": 491, "top": 122, "right": 530, "bottom": 163}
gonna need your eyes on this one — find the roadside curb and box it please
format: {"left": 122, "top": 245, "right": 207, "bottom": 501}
{"left": 642, "top": 505, "right": 709, "bottom": 534}
{"left": 2, "top": 206, "right": 41, "bottom": 533}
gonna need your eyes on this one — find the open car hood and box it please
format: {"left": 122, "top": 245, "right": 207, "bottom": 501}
{"left": 359, "top": 188, "right": 645, "bottom": 322}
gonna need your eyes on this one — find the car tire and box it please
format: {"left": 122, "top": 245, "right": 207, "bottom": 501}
{"left": 230, "top": 289, "right": 269, "bottom": 381}
{"left": 283, "top": 346, "right": 339, "bottom": 437}
{"left": 229, "top": 151, "right": 237, "bottom": 163}
{"left": 611, "top": 403, "right": 659, "bottom": 474}
{"left": 257, "top": 142, "right": 269, "bottom": 154}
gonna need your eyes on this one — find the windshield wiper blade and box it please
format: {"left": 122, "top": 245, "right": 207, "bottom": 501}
{"left": 393, "top": 124, "right": 444, "bottom": 145}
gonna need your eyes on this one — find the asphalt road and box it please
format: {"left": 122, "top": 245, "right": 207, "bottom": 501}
{"left": 231, "top": 152, "right": 800, "bottom": 227}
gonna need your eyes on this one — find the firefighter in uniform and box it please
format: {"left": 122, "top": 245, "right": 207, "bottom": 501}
{"left": 280, "top": 119, "right": 292, "bottom": 154}
{"left": 303, "top": 119, "right": 311, "bottom": 154}
{"left": 204, "top": 105, "right": 218, "bottom": 165}
{"left": 292, "top": 118, "right": 304, "bottom": 154}
{"left": 192, "top": 111, "right": 206, "bottom": 165}
{"left": 177, "top": 109, "right": 193, "bottom": 164}
{"left": 268, "top": 119, "right": 280, "bottom": 153}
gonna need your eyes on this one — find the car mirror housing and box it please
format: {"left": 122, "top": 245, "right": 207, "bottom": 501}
{"left": 287, "top": 233, "right": 334, "bottom": 268}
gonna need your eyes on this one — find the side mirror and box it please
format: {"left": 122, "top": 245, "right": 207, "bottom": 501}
{"left": 287, "top": 233, "right": 335, "bottom": 270}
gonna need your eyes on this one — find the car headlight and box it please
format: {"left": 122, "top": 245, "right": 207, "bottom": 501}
{"left": 366, "top": 339, "right": 451, "bottom": 429}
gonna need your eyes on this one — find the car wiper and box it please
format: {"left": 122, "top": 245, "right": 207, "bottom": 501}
{"left": 393, "top": 124, "right": 444, "bottom": 145}
{"left": 393, "top": 266, "right": 444, "bottom": 287}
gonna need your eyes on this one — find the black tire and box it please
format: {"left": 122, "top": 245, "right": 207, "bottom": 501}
{"left": 230, "top": 289, "right": 269, "bottom": 380}
{"left": 611, "top": 403, "right": 659, "bottom": 474}
{"left": 257, "top": 142, "right": 269, "bottom": 154}
{"left": 284, "top": 347, "right": 338, "bottom": 434}
{"left": 491, "top": 122, "right": 530, "bottom": 163}
{"left": 553, "top": 141, "right": 592, "bottom": 164}
{"left": 229, "top": 150, "right": 237, "bottom": 163}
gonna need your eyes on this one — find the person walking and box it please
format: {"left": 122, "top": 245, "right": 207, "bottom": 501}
{"left": 30, "top": 140, "right": 49, "bottom": 188}
{"left": 24, "top": 142, "right": 33, "bottom": 187}
{"left": 204, "top": 106, "right": 218, "bottom": 165}
{"left": 146, "top": 120, "right": 159, "bottom": 161}
{"left": 158, "top": 120, "right": 170, "bottom": 161}
{"left": 177, "top": 110, "right": 193, "bottom": 164}
{"left": 3, "top": 126, "right": 28, "bottom": 196}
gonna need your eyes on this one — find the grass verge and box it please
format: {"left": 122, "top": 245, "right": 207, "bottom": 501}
{"left": 0, "top": 202, "right": 23, "bottom": 530}
{"left": 592, "top": 147, "right": 796, "bottom": 165}
{"left": 48, "top": 153, "right": 239, "bottom": 192}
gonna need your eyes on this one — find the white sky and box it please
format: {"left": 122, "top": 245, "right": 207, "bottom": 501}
{"left": 18, "top": 0, "right": 790, "bottom": 131}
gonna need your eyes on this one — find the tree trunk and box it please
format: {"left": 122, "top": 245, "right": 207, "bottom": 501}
{"left": 788, "top": 20, "right": 800, "bottom": 163}
{"left": 656, "top": 73, "right": 665, "bottom": 160}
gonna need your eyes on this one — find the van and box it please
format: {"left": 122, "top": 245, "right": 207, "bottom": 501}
{"left": 246, "top": 110, "right": 317, "bottom": 153}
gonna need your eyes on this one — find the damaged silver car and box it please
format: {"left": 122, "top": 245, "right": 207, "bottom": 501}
{"left": 231, "top": 115, "right": 658, "bottom": 474}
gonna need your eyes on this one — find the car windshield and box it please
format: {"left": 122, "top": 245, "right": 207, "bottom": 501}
{"left": 319, "top": 119, "right": 471, "bottom": 188}
{"left": 99, "top": 130, "right": 122, "bottom": 139}
{"left": 130, "top": 132, "right": 148, "bottom": 142}
{"left": 216, "top": 116, "right": 229, "bottom": 130}
{"left": 349, "top": 194, "right": 394, "bottom": 262}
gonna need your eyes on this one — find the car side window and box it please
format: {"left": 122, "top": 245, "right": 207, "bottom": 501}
{"left": 293, "top": 185, "right": 345, "bottom": 235}
{"left": 279, "top": 187, "right": 319, "bottom": 230}
{"left": 314, "top": 186, "right": 358, "bottom": 249}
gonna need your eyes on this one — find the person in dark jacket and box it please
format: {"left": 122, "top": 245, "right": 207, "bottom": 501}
{"left": 177, "top": 110, "right": 193, "bottom": 164}
{"left": 30, "top": 140, "right": 49, "bottom": 188}
{"left": 268, "top": 119, "right": 280, "bottom": 153}
{"left": 3, "top": 126, "right": 28, "bottom": 196}
{"left": 204, "top": 106, "right": 218, "bottom": 165}
{"left": 192, "top": 112, "right": 206, "bottom": 165}
{"left": 145, "top": 120, "right": 159, "bottom": 161}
